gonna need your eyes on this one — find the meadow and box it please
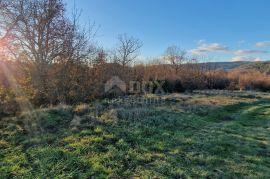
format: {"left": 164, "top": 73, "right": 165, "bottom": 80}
{"left": 0, "top": 91, "right": 269, "bottom": 178}
{"left": 1, "top": 0, "right": 270, "bottom": 178}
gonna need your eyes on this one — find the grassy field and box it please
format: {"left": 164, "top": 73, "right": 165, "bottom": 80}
{"left": 0, "top": 91, "right": 270, "bottom": 178}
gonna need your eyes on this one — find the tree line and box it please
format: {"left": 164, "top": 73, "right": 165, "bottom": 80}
{"left": 0, "top": 0, "right": 269, "bottom": 117}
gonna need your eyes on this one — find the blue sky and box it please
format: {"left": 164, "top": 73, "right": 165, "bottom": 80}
{"left": 64, "top": 0, "right": 270, "bottom": 62}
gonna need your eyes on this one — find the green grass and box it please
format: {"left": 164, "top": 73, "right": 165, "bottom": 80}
{"left": 0, "top": 92, "right": 270, "bottom": 178}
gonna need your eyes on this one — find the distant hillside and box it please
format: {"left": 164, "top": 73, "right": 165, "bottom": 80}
{"left": 201, "top": 61, "right": 270, "bottom": 73}
{"left": 238, "top": 61, "right": 270, "bottom": 74}
{"left": 201, "top": 61, "right": 251, "bottom": 71}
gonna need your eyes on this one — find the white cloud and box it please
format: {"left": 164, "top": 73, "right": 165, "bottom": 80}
{"left": 256, "top": 41, "right": 270, "bottom": 47}
{"left": 234, "top": 50, "right": 267, "bottom": 56}
{"left": 231, "top": 56, "right": 251, "bottom": 62}
{"left": 190, "top": 43, "right": 229, "bottom": 55}
{"left": 231, "top": 56, "right": 264, "bottom": 62}
{"left": 254, "top": 57, "right": 263, "bottom": 62}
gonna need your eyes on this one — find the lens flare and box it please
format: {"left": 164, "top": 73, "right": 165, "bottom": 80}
{"left": 0, "top": 62, "right": 34, "bottom": 113}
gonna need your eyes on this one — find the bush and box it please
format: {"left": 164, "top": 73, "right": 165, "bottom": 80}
{"left": 253, "top": 80, "right": 270, "bottom": 92}
{"left": 74, "top": 104, "right": 91, "bottom": 116}
{"left": 0, "top": 87, "right": 19, "bottom": 117}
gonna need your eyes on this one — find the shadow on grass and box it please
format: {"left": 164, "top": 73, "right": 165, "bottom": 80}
{"left": 0, "top": 98, "right": 270, "bottom": 178}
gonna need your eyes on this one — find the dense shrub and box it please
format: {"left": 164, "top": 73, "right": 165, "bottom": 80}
{"left": 162, "top": 79, "right": 185, "bottom": 93}
{"left": 228, "top": 69, "right": 270, "bottom": 92}
{"left": 0, "top": 87, "right": 19, "bottom": 117}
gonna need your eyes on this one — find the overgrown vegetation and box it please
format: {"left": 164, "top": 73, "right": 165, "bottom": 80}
{"left": 0, "top": 1, "right": 269, "bottom": 177}
{"left": 0, "top": 92, "right": 270, "bottom": 178}
{"left": 0, "top": 0, "right": 270, "bottom": 117}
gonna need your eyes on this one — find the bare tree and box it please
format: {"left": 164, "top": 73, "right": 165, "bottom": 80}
{"left": 0, "top": 0, "right": 95, "bottom": 64}
{"left": 114, "top": 34, "right": 143, "bottom": 66}
{"left": 1, "top": 0, "right": 64, "bottom": 61}
{"left": 0, "top": 0, "right": 96, "bottom": 104}
{"left": 164, "top": 45, "right": 186, "bottom": 74}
